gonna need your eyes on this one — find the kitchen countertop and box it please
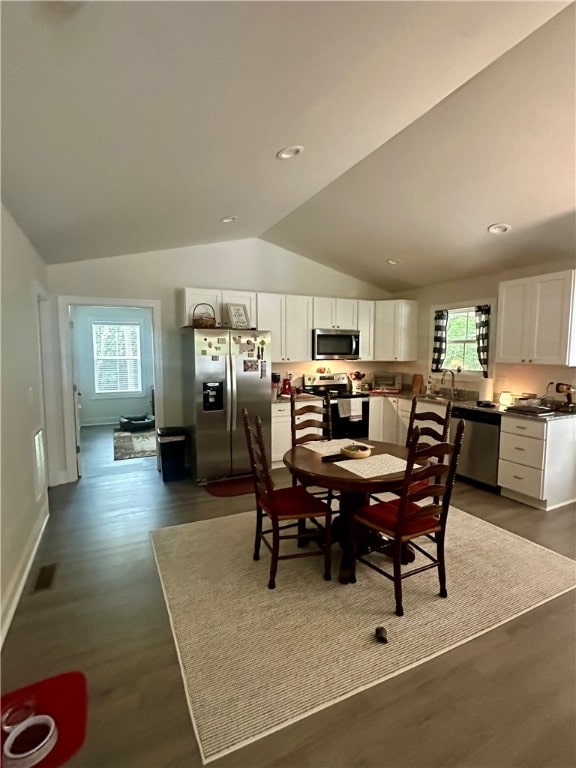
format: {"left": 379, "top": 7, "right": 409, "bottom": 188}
{"left": 368, "top": 391, "right": 576, "bottom": 420}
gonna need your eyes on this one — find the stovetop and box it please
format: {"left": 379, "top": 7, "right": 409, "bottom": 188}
{"left": 302, "top": 387, "right": 367, "bottom": 400}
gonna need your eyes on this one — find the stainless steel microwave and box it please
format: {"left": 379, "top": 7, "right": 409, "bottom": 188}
{"left": 312, "top": 328, "right": 360, "bottom": 360}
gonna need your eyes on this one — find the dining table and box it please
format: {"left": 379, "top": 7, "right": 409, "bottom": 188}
{"left": 283, "top": 438, "right": 422, "bottom": 584}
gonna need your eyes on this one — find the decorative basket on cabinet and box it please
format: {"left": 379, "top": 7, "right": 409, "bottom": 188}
{"left": 190, "top": 303, "right": 216, "bottom": 329}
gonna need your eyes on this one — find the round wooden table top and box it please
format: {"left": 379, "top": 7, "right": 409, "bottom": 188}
{"left": 283, "top": 440, "right": 411, "bottom": 496}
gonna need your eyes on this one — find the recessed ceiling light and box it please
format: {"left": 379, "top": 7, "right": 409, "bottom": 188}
{"left": 276, "top": 145, "right": 305, "bottom": 160}
{"left": 488, "top": 223, "right": 511, "bottom": 235}
{"left": 387, "top": 258, "right": 400, "bottom": 265}
{"left": 220, "top": 216, "right": 238, "bottom": 223}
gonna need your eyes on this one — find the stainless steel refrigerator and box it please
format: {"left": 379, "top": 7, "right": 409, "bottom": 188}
{"left": 182, "top": 328, "right": 272, "bottom": 482}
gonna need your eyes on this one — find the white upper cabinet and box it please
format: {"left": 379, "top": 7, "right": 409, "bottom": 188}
{"left": 313, "top": 297, "right": 358, "bottom": 329}
{"left": 256, "top": 292, "right": 285, "bottom": 361}
{"left": 179, "top": 288, "right": 257, "bottom": 328}
{"left": 357, "top": 300, "right": 374, "bottom": 360}
{"left": 373, "top": 300, "right": 418, "bottom": 361}
{"left": 178, "top": 288, "right": 223, "bottom": 327}
{"left": 256, "top": 292, "right": 312, "bottom": 362}
{"left": 495, "top": 270, "right": 576, "bottom": 365}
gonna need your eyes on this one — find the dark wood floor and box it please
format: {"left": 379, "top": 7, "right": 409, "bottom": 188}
{"left": 2, "top": 427, "right": 575, "bottom": 768}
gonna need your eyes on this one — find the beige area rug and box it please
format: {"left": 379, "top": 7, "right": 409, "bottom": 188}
{"left": 113, "top": 429, "right": 156, "bottom": 460}
{"left": 151, "top": 509, "right": 575, "bottom": 764}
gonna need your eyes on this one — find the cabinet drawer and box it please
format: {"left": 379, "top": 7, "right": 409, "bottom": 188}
{"left": 501, "top": 416, "right": 546, "bottom": 439}
{"left": 499, "top": 432, "right": 545, "bottom": 469}
{"left": 271, "top": 403, "right": 291, "bottom": 417}
{"left": 498, "top": 459, "right": 544, "bottom": 499}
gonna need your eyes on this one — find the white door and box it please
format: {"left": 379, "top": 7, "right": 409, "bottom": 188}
{"left": 257, "top": 293, "right": 285, "bottom": 361}
{"left": 495, "top": 280, "right": 530, "bottom": 362}
{"left": 313, "top": 297, "right": 335, "bottom": 328}
{"left": 335, "top": 299, "right": 358, "bottom": 330}
{"left": 285, "top": 295, "right": 313, "bottom": 361}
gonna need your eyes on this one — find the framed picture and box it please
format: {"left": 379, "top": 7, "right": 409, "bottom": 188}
{"left": 225, "top": 303, "right": 250, "bottom": 329}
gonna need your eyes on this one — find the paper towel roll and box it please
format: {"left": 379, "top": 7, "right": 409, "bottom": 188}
{"left": 479, "top": 377, "right": 494, "bottom": 401}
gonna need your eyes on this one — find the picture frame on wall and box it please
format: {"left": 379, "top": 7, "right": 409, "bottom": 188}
{"left": 225, "top": 303, "right": 250, "bottom": 329}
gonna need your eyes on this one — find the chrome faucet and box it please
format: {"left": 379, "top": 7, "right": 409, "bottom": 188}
{"left": 441, "top": 369, "right": 456, "bottom": 399}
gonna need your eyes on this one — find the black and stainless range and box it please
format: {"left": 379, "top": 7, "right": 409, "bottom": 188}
{"left": 302, "top": 373, "right": 369, "bottom": 439}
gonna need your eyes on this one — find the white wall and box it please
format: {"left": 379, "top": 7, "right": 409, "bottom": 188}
{"left": 385, "top": 257, "right": 576, "bottom": 397}
{"left": 73, "top": 305, "right": 154, "bottom": 426}
{"left": 1, "top": 204, "right": 50, "bottom": 642}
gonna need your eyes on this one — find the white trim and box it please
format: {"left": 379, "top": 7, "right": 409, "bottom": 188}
{"left": 57, "top": 295, "right": 164, "bottom": 483}
{"left": 1, "top": 502, "right": 49, "bottom": 648}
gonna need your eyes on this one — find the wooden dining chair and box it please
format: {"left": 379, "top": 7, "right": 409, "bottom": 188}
{"left": 370, "top": 396, "right": 453, "bottom": 504}
{"left": 242, "top": 408, "right": 333, "bottom": 589}
{"left": 351, "top": 420, "right": 465, "bottom": 616}
{"left": 290, "top": 392, "right": 337, "bottom": 510}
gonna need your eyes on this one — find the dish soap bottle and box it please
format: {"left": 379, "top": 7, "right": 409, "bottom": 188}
{"left": 425, "top": 376, "right": 433, "bottom": 396}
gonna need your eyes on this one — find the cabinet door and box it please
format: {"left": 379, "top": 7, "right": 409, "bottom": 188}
{"left": 395, "top": 399, "right": 412, "bottom": 446}
{"left": 358, "top": 300, "right": 374, "bottom": 360}
{"left": 368, "top": 397, "right": 384, "bottom": 441}
{"left": 495, "top": 280, "right": 530, "bottom": 362}
{"left": 285, "top": 295, "right": 313, "bottom": 361}
{"left": 336, "top": 299, "right": 358, "bottom": 330}
{"left": 530, "top": 271, "right": 574, "bottom": 364}
{"left": 313, "top": 297, "right": 335, "bottom": 328}
{"left": 373, "top": 301, "right": 396, "bottom": 360}
{"left": 257, "top": 293, "right": 285, "bottom": 361}
{"left": 381, "top": 398, "right": 398, "bottom": 443}
{"left": 179, "top": 288, "right": 222, "bottom": 327}
{"left": 222, "top": 290, "right": 257, "bottom": 329}
{"left": 271, "top": 416, "right": 292, "bottom": 463}
{"left": 395, "top": 301, "right": 418, "bottom": 360}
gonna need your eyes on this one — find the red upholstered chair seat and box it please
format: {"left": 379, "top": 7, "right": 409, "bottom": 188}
{"left": 357, "top": 498, "right": 441, "bottom": 536}
{"left": 269, "top": 485, "right": 332, "bottom": 519}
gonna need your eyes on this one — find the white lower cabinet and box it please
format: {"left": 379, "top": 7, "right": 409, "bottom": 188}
{"left": 498, "top": 415, "right": 576, "bottom": 510}
{"left": 271, "top": 401, "right": 322, "bottom": 467}
{"left": 368, "top": 396, "right": 398, "bottom": 442}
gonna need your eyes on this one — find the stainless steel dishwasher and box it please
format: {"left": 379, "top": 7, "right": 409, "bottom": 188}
{"left": 450, "top": 405, "right": 501, "bottom": 490}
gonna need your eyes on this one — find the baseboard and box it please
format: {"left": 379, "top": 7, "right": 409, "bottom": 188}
{"left": 1, "top": 502, "right": 49, "bottom": 648}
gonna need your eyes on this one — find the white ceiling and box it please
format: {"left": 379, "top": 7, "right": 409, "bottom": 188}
{"left": 2, "top": 1, "right": 574, "bottom": 291}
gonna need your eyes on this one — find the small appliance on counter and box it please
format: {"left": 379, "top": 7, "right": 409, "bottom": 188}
{"left": 554, "top": 382, "right": 576, "bottom": 413}
{"left": 280, "top": 377, "right": 293, "bottom": 398}
{"left": 371, "top": 372, "right": 402, "bottom": 394}
{"left": 271, "top": 372, "right": 281, "bottom": 401}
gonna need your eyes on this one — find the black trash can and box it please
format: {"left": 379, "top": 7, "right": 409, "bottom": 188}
{"left": 157, "top": 427, "right": 187, "bottom": 482}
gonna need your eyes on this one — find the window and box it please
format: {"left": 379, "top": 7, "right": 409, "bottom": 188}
{"left": 444, "top": 307, "right": 482, "bottom": 372}
{"left": 92, "top": 323, "right": 142, "bottom": 394}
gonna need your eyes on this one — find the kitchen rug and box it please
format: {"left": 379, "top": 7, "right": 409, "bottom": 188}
{"left": 203, "top": 477, "right": 254, "bottom": 497}
{"left": 113, "top": 429, "right": 156, "bottom": 461}
{"left": 150, "top": 508, "right": 575, "bottom": 765}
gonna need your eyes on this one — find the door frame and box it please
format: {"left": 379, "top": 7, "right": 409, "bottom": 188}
{"left": 57, "top": 295, "right": 164, "bottom": 483}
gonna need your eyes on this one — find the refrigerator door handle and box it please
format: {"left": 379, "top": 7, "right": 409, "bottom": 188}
{"left": 225, "top": 353, "right": 232, "bottom": 432}
{"left": 229, "top": 354, "right": 238, "bottom": 431}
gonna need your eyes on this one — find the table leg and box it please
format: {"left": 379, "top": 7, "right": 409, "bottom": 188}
{"left": 338, "top": 492, "right": 368, "bottom": 584}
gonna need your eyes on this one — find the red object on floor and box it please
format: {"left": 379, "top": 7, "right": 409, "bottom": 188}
{"left": 1, "top": 671, "right": 87, "bottom": 768}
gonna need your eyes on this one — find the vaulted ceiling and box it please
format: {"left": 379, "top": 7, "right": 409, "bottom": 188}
{"left": 2, "top": 1, "right": 574, "bottom": 291}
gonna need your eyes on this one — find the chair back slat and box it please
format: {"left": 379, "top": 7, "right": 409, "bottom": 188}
{"left": 291, "top": 392, "right": 332, "bottom": 447}
{"left": 405, "top": 397, "right": 453, "bottom": 448}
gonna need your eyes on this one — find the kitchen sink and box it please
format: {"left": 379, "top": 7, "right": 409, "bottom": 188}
{"left": 419, "top": 394, "right": 450, "bottom": 403}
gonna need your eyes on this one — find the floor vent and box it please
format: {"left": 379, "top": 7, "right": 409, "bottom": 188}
{"left": 32, "top": 563, "right": 57, "bottom": 592}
